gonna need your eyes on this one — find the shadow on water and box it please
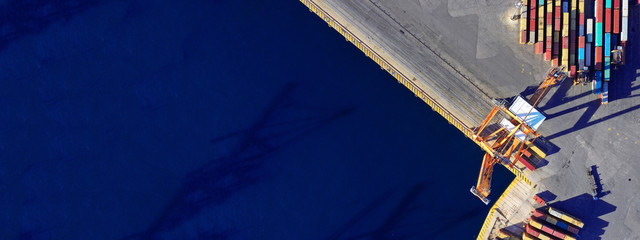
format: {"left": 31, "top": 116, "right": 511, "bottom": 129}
{"left": 344, "top": 184, "right": 426, "bottom": 240}
{"left": 327, "top": 190, "right": 394, "bottom": 240}
{"left": 329, "top": 183, "right": 485, "bottom": 240}
{"left": 0, "top": 0, "right": 102, "bottom": 51}
{"left": 549, "top": 194, "right": 617, "bottom": 240}
{"left": 122, "top": 83, "right": 356, "bottom": 239}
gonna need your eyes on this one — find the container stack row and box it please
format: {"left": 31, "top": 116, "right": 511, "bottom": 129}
{"left": 518, "top": 0, "right": 630, "bottom": 104}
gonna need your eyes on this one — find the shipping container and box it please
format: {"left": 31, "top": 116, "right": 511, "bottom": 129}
{"left": 621, "top": 16, "right": 627, "bottom": 41}
{"left": 586, "top": 43, "right": 592, "bottom": 66}
{"left": 602, "top": 81, "right": 609, "bottom": 104}
{"left": 536, "top": 42, "right": 544, "bottom": 54}
{"left": 570, "top": 65, "right": 576, "bottom": 77}
{"left": 606, "top": 0, "right": 611, "bottom": 8}
{"left": 533, "top": 195, "right": 546, "bottom": 205}
{"left": 596, "top": 0, "right": 603, "bottom": 20}
{"left": 521, "top": 31, "right": 528, "bottom": 44}
{"left": 595, "top": 22, "right": 603, "bottom": 46}
{"left": 605, "top": 33, "right": 611, "bottom": 56}
{"left": 545, "top": 50, "right": 552, "bottom": 61}
{"left": 594, "top": 76, "right": 601, "bottom": 95}
{"left": 552, "top": 57, "right": 559, "bottom": 66}
{"left": 614, "top": 9, "right": 620, "bottom": 33}
{"left": 526, "top": 224, "right": 555, "bottom": 240}
{"left": 579, "top": 36, "right": 585, "bottom": 48}
{"left": 605, "top": 8, "right": 611, "bottom": 32}
{"left": 518, "top": 156, "right": 536, "bottom": 170}
{"left": 614, "top": 0, "right": 619, "bottom": 8}
{"left": 523, "top": 233, "right": 537, "bottom": 240}
{"left": 595, "top": 46, "right": 603, "bottom": 70}
{"left": 587, "top": 19, "right": 593, "bottom": 42}
{"left": 579, "top": 48, "right": 585, "bottom": 60}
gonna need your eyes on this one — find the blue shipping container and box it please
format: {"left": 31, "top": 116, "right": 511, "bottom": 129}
{"left": 579, "top": 48, "right": 585, "bottom": 60}
{"left": 605, "top": 33, "right": 611, "bottom": 56}
{"left": 579, "top": 25, "right": 584, "bottom": 36}
{"left": 563, "top": 2, "right": 568, "bottom": 12}
{"left": 586, "top": 43, "right": 592, "bottom": 66}
{"left": 594, "top": 79, "right": 602, "bottom": 95}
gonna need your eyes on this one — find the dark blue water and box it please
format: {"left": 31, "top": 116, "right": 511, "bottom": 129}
{"left": 0, "top": 1, "right": 513, "bottom": 239}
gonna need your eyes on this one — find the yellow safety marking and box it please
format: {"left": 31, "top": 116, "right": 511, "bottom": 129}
{"left": 476, "top": 178, "right": 520, "bottom": 240}
{"left": 300, "top": 4, "right": 537, "bottom": 237}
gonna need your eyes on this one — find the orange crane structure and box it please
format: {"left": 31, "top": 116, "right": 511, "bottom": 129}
{"left": 470, "top": 67, "right": 567, "bottom": 204}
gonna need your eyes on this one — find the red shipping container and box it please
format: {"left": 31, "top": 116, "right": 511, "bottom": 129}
{"left": 536, "top": 42, "right": 544, "bottom": 54}
{"left": 521, "top": 31, "right": 528, "bottom": 44}
{"left": 570, "top": 66, "right": 576, "bottom": 77}
{"left": 555, "top": 7, "right": 561, "bottom": 18}
{"left": 596, "top": 6, "right": 603, "bottom": 20}
{"left": 555, "top": 18, "right": 561, "bottom": 28}
{"left": 614, "top": 9, "right": 620, "bottom": 33}
{"left": 579, "top": 36, "right": 586, "bottom": 48}
{"left": 552, "top": 57, "right": 559, "bottom": 66}
{"left": 614, "top": 0, "right": 620, "bottom": 8}
{"left": 552, "top": 231, "right": 566, "bottom": 239}
{"left": 605, "top": 9, "right": 611, "bottom": 32}
{"left": 533, "top": 195, "right": 546, "bottom": 205}
{"left": 580, "top": 13, "right": 584, "bottom": 23}
{"left": 518, "top": 156, "right": 536, "bottom": 170}
{"left": 545, "top": 50, "right": 552, "bottom": 60}
{"left": 563, "top": 36, "right": 569, "bottom": 48}
{"left": 541, "top": 225, "right": 554, "bottom": 234}
{"left": 546, "top": 36, "right": 552, "bottom": 46}
{"left": 547, "top": 13, "right": 552, "bottom": 23}
{"left": 530, "top": 19, "right": 536, "bottom": 31}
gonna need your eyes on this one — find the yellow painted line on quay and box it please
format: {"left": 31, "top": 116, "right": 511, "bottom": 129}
{"left": 299, "top": 2, "right": 535, "bottom": 238}
{"left": 476, "top": 178, "right": 521, "bottom": 240}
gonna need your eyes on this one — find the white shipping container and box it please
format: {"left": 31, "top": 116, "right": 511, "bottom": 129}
{"left": 587, "top": 19, "right": 593, "bottom": 34}
{"left": 622, "top": 0, "right": 628, "bottom": 17}
{"left": 621, "top": 16, "right": 628, "bottom": 41}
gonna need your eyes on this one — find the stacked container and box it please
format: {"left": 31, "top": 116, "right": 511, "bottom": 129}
{"left": 521, "top": 0, "right": 530, "bottom": 44}
{"left": 578, "top": 0, "right": 586, "bottom": 70}
{"left": 595, "top": 0, "right": 603, "bottom": 70}
{"left": 529, "top": 218, "right": 577, "bottom": 240}
{"left": 562, "top": 0, "right": 570, "bottom": 66}
{"left": 548, "top": 207, "right": 585, "bottom": 228}
{"left": 569, "top": 0, "right": 577, "bottom": 76}
{"left": 545, "top": 0, "right": 554, "bottom": 60}
{"left": 531, "top": 0, "right": 538, "bottom": 44}
{"left": 553, "top": 0, "right": 562, "bottom": 65}
{"left": 532, "top": 209, "right": 580, "bottom": 234}
{"left": 538, "top": 0, "right": 546, "bottom": 54}
{"left": 586, "top": 19, "right": 593, "bottom": 68}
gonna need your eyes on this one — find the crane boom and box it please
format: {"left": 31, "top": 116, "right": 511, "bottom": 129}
{"left": 470, "top": 67, "right": 566, "bottom": 204}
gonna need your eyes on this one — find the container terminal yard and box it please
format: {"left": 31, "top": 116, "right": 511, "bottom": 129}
{"left": 298, "top": 0, "right": 640, "bottom": 239}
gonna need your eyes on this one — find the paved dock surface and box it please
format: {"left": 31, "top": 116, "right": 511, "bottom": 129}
{"left": 307, "top": 0, "right": 640, "bottom": 239}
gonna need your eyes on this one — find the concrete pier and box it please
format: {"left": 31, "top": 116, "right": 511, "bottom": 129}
{"left": 299, "top": 0, "right": 640, "bottom": 239}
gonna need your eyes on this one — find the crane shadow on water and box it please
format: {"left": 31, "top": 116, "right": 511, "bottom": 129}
{"left": 121, "top": 82, "right": 356, "bottom": 239}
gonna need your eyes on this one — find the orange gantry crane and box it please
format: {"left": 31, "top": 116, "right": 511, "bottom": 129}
{"left": 470, "top": 67, "right": 567, "bottom": 204}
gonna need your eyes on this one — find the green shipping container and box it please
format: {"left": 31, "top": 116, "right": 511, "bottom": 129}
{"left": 595, "top": 22, "right": 603, "bottom": 46}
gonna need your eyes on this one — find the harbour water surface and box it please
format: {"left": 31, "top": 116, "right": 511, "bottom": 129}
{"left": 0, "top": 1, "right": 512, "bottom": 239}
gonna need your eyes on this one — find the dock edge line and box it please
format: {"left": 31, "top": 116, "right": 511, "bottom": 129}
{"left": 476, "top": 178, "right": 521, "bottom": 240}
{"left": 299, "top": 0, "right": 533, "bottom": 179}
